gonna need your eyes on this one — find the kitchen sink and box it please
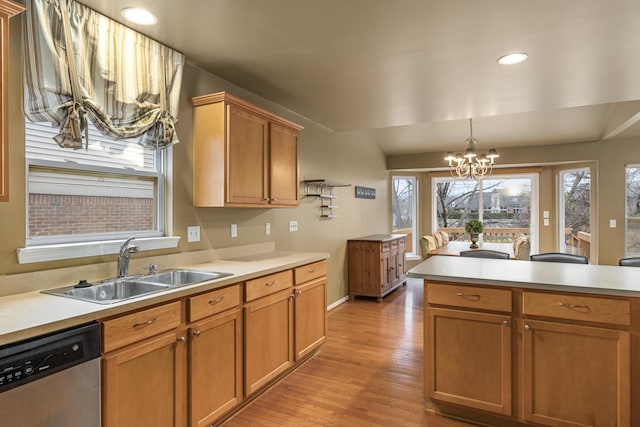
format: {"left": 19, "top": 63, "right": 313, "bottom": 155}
{"left": 42, "top": 269, "right": 233, "bottom": 304}
{"left": 139, "top": 270, "right": 231, "bottom": 286}
{"left": 43, "top": 279, "right": 170, "bottom": 304}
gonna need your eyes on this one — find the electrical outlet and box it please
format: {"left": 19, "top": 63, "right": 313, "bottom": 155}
{"left": 289, "top": 220, "right": 298, "bottom": 232}
{"left": 266, "top": 222, "right": 271, "bottom": 235}
{"left": 187, "top": 226, "right": 200, "bottom": 242}
{"left": 231, "top": 223, "right": 238, "bottom": 238}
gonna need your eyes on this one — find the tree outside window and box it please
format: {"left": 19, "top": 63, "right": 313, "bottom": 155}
{"left": 392, "top": 176, "right": 417, "bottom": 255}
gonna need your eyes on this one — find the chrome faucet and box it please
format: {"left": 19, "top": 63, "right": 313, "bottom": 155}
{"left": 117, "top": 237, "right": 140, "bottom": 278}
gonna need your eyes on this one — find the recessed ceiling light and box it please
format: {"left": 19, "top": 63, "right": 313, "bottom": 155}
{"left": 121, "top": 7, "right": 157, "bottom": 26}
{"left": 497, "top": 52, "right": 528, "bottom": 65}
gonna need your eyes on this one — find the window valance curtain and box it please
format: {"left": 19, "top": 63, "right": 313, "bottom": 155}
{"left": 23, "top": 0, "right": 184, "bottom": 150}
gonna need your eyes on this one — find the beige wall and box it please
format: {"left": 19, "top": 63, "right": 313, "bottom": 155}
{"left": 0, "top": 17, "right": 390, "bottom": 306}
{"left": 388, "top": 139, "right": 640, "bottom": 265}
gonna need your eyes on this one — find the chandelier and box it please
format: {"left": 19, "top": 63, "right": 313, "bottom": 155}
{"left": 444, "top": 118, "right": 499, "bottom": 180}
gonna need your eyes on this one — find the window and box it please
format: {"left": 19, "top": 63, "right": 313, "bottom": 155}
{"left": 392, "top": 176, "right": 418, "bottom": 256}
{"left": 433, "top": 173, "right": 538, "bottom": 251}
{"left": 559, "top": 168, "right": 591, "bottom": 259}
{"left": 25, "top": 120, "right": 166, "bottom": 247}
{"left": 625, "top": 166, "right": 640, "bottom": 257}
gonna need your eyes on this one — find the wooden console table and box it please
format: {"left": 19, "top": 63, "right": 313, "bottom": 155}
{"left": 347, "top": 234, "right": 407, "bottom": 302}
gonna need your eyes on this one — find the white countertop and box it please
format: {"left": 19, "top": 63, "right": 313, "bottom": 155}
{"left": 408, "top": 256, "right": 640, "bottom": 297}
{"left": 0, "top": 250, "right": 327, "bottom": 347}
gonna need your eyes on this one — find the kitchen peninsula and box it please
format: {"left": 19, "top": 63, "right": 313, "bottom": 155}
{"left": 409, "top": 256, "right": 640, "bottom": 427}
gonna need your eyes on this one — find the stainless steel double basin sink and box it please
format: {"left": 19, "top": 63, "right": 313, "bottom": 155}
{"left": 43, "top": 270, "right": 232, "bottom": 304}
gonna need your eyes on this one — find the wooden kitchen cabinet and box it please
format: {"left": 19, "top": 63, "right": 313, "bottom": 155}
{"left": 348, "top": 234, "right": 407, "bottom": 302}
{"left": 102, "top": 301, "right": 186, "bottom": 427}
{"left": 102, "top": 329, "right": 187, "bottom": 427}
{"left": 424, "top": 282, "right": 634, "bottom": 427}
{"left": 521, "top": 290, "right": 631, "bottom": 427}
{"left": 244, "top": 288, "right": 294, "bottom": 395}
{"left": 188, "top": 285, "right": 243, "bottom": 427}
{"left": 293, "top": 260, "right": 327, "bottom": 360}
{"left": 191, "top": 91, "right": 303, "bottom": 208}
{"left": 426, "top": 283, "right": 512, "bottom": 416}
{"left": 100, "top": 260, "right": 327, "bottom": 426}
{"left": 0, "top": 0, "right": 25, "bottom": 202}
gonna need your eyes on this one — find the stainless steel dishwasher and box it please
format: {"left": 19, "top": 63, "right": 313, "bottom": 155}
{"left": 0, "top": 322, "right": 101, "bottom": 426}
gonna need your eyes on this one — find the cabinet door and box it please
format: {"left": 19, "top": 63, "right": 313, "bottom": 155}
{"left": 227, "top": 105, "right": 269, "bottom": 205}
{"left": 190, "top": 309, "right": 243, "bottom": 427}
{"left": 103, "top": 330, "right": 186, "bottom": 427}
{"left": 294, "top": 278, "right": 327, "bottom": 360}
{"left": 269, "top": 122, "right": 298, "bottom": 206}
{"left": 522, "top": 320, "right": 630, "bottom": 427}
{"left": 244, "top": 289, "right": 294, "bottom": 395}
{"left": 380, "top": 252, "right": 391, "bottom": 293}
{"left": 426, "top": 307, "right": 512, "bottom": 416}
{"left": 396, "top": 243, "right": 406, "bottom": 278}
{"left": 389, "top": 247, "right": 400, "bottom": 283}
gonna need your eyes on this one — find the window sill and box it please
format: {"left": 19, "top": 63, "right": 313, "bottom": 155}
{"left": 17, "top": 237, "right": 180, "bottom": 264}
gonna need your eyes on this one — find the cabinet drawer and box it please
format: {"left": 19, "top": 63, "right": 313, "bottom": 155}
{"left": 294, "top": 260, "right": 327, "bottom": 285}
{"left": 390, "top": 240, "right": 398, "bottom": 249}
{"left": 522, "top": 291, "right": 630, "bottom": 326}
{"left": 427, "top": 283, "right": 512, "bottom": 313}
{"left": 103, "top": 301, "right": 182, "bottom": 352}
{"left": 382, "top": 242, "right": 390, "bottom": 252}
{"left": 245, "top": 270, "right": 293, "bottom": 302}
{"left": 398, "top": 238, "right": 405, "bottom": 247}
{"left": 189, "top": 284, "right": 241, "bottom": 322}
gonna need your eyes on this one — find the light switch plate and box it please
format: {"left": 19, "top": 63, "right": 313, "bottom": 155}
{"left": 266, "top": 222, "right": 271, "bottom": 235}
{"left": 187, "top": 226, "right": 200, "bottom": 242}
{"left": 543, "top": 210, "right": 549, "bottom": 219}
{"left": 543, "top": 218, "right": 549, "bottom": 226}
{"left": 289, "top": 220, "right": 298, "bottom": 232}
{"left": 231, "top": 223, "right": 238, "bottom": 238}
{"left": 610, "top": 219, "right": 617, "bottom": 228}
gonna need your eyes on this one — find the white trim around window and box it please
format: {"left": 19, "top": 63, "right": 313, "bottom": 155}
{"left": 17, "top": 236, "right": 180, "bottom": 264}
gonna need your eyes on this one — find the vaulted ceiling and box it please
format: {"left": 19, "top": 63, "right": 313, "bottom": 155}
{"left": 79, "top": 0, "right": 640, "bottom": 154}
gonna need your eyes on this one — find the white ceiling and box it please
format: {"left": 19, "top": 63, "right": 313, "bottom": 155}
{"left": 78, "top": 0, "right": 640, "bottom": 155}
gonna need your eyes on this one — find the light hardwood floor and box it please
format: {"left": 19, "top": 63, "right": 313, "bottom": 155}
{"left": 222, "top": 278, "right": 476, "bottom": 427}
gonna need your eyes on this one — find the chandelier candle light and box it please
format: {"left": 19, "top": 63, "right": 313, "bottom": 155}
{"left": 444, "top": 118, "right": 499, "bottom": 180}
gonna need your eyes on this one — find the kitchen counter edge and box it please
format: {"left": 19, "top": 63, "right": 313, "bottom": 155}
{"left": 408, "top": 256, "right": 640, "bottom": 297}
{"left": 0, "top": 251, "right": 328, "bottom": 347}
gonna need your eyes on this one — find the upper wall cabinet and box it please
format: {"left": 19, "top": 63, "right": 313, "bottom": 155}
{"left": 0, "top": 0, "right": 25, "bottom": 202}
{"left": 191, "top": 92, "right": 303, "bottom": 208}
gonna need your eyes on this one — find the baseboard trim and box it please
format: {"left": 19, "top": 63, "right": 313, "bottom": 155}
{"left": 327, "top": 296, "right": 349, "bottom": 311}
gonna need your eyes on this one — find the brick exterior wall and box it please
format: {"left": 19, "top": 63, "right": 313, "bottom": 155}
{"left": 29, "top": 194, "right": 155, "bottom": 237}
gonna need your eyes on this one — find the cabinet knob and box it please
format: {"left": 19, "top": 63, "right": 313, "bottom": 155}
{"left": 296, "top": 290, "right": 302, "bottom": 296}
{"left": 524, "top": 324, "right": 531, "bottom": 331}
{"left": 193, "top": 330, "right": 201, "bottom": 337}
{"left": 177, "top": 336, "right": 186, "bottom": 343}
{"left": 503, "top": 320, "right": 510, "bottom": 326}
{"left": 290, "top": 293, "right": 296, "bottom": 299}
{"left": 271, "top": 198, "right": 278, "bottom": 202}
